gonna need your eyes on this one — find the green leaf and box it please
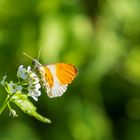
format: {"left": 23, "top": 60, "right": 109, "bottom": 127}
{"left": 11, "top": 93, "right": 51, "bottom": 123}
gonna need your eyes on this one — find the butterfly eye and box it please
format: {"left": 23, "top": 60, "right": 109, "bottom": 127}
{"left": 32, "top": 61, "right": 36, "bottom": 65}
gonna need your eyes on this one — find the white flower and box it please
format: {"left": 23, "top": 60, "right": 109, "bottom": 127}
{"left": 7, "top": 81, "right": 23, "bottom": 94}
{"left": 28, "top": 88, "right": 41, "bottom": 101}
{"left": 7, "top": 81, "right": 17, "bottom": 93}
{"left": 27, "top": 83, "right": 41, "bottom": 101}
{"left": 0, "top": 74, "right": 7, "bottom": 86}
{"left": 17, "top": 65, "right": 40, "bottom": 84}
{"left": 17, "top": 65, "right": 29, "bottom": 79}
{"left": 28, "top": 90, "right": 41, "bottom": 101}
{"left": 27, "top": 66, "right": 31, "bottom": 73}
{"left": 16, "top": 85, "right": 23, "bottom": 92}
{"left": 9, "top": 109, "right": 18, "bottom": 117}
{"left": 34, "top": 83, "right": 41, "bottom": 90}
{"left": 28, "top": 72, "right": 40, "bottom": 85}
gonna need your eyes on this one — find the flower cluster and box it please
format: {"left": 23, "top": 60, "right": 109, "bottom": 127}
{"left": 17, "top": 65, "right": 41, "bottom": 101}
{"left": 0, "top": 65, "right": 51, "bottom": 123}
{"left": 1, "top": 65, "right": 41, "bottom": 101}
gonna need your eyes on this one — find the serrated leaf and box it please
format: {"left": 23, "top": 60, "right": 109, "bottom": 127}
{"left": 11, "top": 93, "right": 51, "bottom": 123}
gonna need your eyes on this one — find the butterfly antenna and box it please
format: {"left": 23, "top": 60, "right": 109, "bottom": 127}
{"left": 37, "top": 47, "right": 42, "bottom": 60}
{"left": 22, "top": 52, "right": 35, "bottom": 61}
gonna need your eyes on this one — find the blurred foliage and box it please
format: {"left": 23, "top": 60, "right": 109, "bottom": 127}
{"left": 0, "top": 0, "right": 140, "bottom": 140}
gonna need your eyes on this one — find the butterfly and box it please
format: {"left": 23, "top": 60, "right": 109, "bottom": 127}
{"left": 23, "top": 52, "right": 78, "bottom": 98}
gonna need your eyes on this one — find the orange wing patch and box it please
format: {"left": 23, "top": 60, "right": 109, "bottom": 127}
{"left": 56, "top": 63, "right": 78, "bottom": 85}
{"left": 39, "top": 66, "right": 54, "bottom": 88}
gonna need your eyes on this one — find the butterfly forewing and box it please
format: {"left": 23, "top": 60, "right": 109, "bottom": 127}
{"left": 56, "top": 63, "right": 78, "bottom": 84}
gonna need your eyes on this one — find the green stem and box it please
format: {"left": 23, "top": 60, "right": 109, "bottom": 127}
{"left": 7, "top": 103, "right": 12, "bottom": 111}
{"left": 0, "top": 93, "right": 14, "bottom": 114}
{"left": 0, "top": 95, "right": 10, "bottom": 114}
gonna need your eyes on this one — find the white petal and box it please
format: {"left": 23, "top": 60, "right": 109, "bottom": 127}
{"left": 16, "top": 85, "right": 23, "bottom": 91}
{"left": 27, "top": 66, "right": 31, "bottom": 72}
{"left": 7, "top": 82, "right": 16, "bottom": 93}
{"left": 34, "top": 83, "right": 41, "bottom": 90}
{"left": 0, "top": 74, "right": 7, "bottom": 86}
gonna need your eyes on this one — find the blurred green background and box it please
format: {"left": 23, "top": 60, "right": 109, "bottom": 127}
{"left": 0, "top": 0, "right": 140, "bottom": 140}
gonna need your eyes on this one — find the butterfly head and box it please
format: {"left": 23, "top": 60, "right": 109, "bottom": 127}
{"left": 23, "top": 52, "right": 42, "bottom": 70}
{"left": 32, "top": 59, "right": 42, "bottom": 69}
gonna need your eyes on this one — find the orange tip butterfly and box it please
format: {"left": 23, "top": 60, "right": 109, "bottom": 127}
{"left": 23, "top": 52, "right": 78, "bottom": 98}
